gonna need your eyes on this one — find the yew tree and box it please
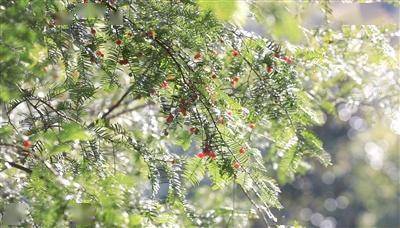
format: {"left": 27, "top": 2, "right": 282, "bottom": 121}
{"left": 0, "top": 1, "right": 335, "bottom": 227}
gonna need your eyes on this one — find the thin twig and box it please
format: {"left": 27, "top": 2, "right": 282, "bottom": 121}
{"left": 6, "top": 161, "right": 32, "bottom": 174}
{"left": 101, "top": 85, "right": 136, "bottom": 120}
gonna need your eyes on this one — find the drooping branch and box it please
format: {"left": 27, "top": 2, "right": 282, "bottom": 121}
{"left": 6, "top": 161, "right": 32, "bottom": 174}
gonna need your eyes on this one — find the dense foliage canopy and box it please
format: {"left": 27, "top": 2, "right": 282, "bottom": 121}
{"left": 0, "top": 0, "right": 398, "bottom": 227}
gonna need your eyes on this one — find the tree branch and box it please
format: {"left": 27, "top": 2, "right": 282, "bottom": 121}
{"left": 6, "top": 161, "right": 32, "bottom": 174}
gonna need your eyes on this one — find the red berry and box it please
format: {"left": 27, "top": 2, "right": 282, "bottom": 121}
{"left": 189, "top": 127, "right": 198, "bottom": 134}
{"left": 161, "top": 80, "right": 169, "bottom": 89}
{"left": 23, "top": 140, "right": 32, "bottom": 149}
{"left": 232, "top": 49, "right": 239, "bottom": 57}
{"left": 115, "top": 39, "right": 122, "bottom": 45}
{"left": 95, "top": 50, "right": 103, "bottom": 57}
{"left": 231, "top": 77, "right": 239, "bottom": 87}
{"left": 166, "top": 114, "right": 174, "bottom": 123}
{"left": 147, "top": 30, "right": 156, "bottom": 39}
{"left": 207, "top": 150, "right": 216, "bottom": 159}
{"left": 233, "top": 162, "right": 240, "bottom": 169}
{"left": 267, "top": 66, "right": 273, "bottom": 73}
{"left": 91, "top": 28, "right": 96, "bottom": 35}
{"left": 194, "top": 52, "right": 202, "bottom": 60}
{"left": 239, "top": 147, "right": 246, "bottom": 154}
{"left": 179, "top": 107, "right": 187, "bottom": 116}
{"left": 249, "top": 123, "right": 255, "bottom": 129}
{"left": 283, "top": 56, "right": 292, "bottom": 64}
{"left": 119, "top": 59, "right": 129, "bottom": 65}
{"left": 226, "top": 111, "right": 232, "bottom": 116}
{"left": 196, "top": 152, "right": 206, "bottom": 159}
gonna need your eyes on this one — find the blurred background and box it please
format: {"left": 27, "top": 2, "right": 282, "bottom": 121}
{"left": 199, "top": 1, "right": 399, "bottom": 227}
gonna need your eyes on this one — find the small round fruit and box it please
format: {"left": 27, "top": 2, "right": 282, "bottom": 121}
{"left": 207, "top": 150, "right": 216, "bottom": 159}
{"left": 189, "top": 127, "right": 198, "bottom": 134}
{"left": 23, "top": 140, "right": 32, "bottom": 149}
{"left": 147, "top": 30, "right": 156, "bottom": 39}
{"left": 180, "top": 107, "right": 187, "bottom": 116}
{"left": 283, "top": 56, "right": 292, "bottom": 64}
{"left": 119, "top": 59, "right": 129, "bottom": 65}
{"left": 95, "top": 50, "right": 104, "bottom": 57}
{"left": 233, "top": 162, "right": 240, "bottom": 169}
{"left": 166, "top": 114, "right": 174, "bottom": 123}
{"left": 194, "top": 52, "right": 202, "bottom": 60}
{"left": 161, "top": 80, "right": 169, "bottom": 89}
{"left": 196, "top": 152, "right": 206, "bottom": 159}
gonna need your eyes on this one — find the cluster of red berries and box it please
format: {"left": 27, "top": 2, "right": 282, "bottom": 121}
{"left": 282, "top": 56, "right": 292, "bottom": 64}
{"left": 196, "top": 147, "right": 216, "bottom": 160}
{"left": 165, "top": 95, "right": 199, "bottom": 124}
{"left": 274, "top": 53, "right": 292, "bottom": 64}
{"left": 194, "top": 49, "right": 240, "bottom": 61}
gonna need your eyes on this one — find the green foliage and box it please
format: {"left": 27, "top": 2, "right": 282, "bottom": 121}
{"left": 59, "top": 122, "right": 92, "bottom": 142}
{"left": 184, "top": 157, "right": 206, "bottom": 186}
{"left": 0, "top": 0, "right": 341, "bottom": 227}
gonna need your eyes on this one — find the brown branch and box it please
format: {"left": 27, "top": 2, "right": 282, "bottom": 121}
{"left": 101, "top": 85, "right": 137, "bottom": 120}
{"left": 6, "top": 161, "right": 32, "bottom": 174}
{"left": 107, "top": 102, "right": 154, "bottom": 120}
